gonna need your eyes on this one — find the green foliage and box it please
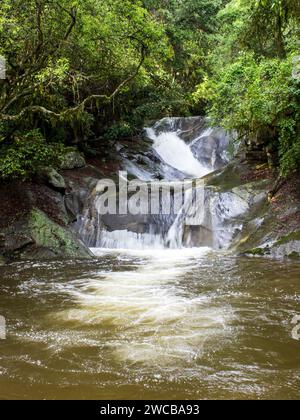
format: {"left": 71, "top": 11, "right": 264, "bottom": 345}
{"left": 0, "top": 0, "right": 175, "bottom": 179}
{"left": 0, "top": 130, "right": 66, "bottom": 180}
{"left": 0, "top": 0, "right": 224, "bottom": 181}
{"left": 200, "top": 54, "right": 297, "bottom": 129}
{"left": 193, "top": 0, "right": 300, "bottom": 176}
{"left": 103, "top": 122, "right": 136, "bottom": 142}
{"left": 143, "top": 0, "right": 223, "bottom": 90}
{"left": 0, "top": 0, "right": 171, "bottom": 136}
{"left": 279, "top": 118, "right": 300, "bottom": 175}
{"left": 1, "top": 0, "right": 299, "bottom": 180}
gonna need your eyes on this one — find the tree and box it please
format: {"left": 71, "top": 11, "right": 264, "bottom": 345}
{"left": 193, "top": 0, "right": 300, "bottom": 176}
{"left": 0, "top": 0, "right": 169, "bottom": 139}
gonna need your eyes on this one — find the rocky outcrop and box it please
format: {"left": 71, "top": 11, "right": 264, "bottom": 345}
{"left": 222, "top": 164, "right": 300, "bottom": 260}
{"left": 63, "top": 167, "right": 103, "bottom": 221}
{"left": 181, "top": 161, "right": 271, "bottom": 249}
{"left": 1, "top": 207, "right": 93, "bottom": 261}
{"left": 237, "top": 209, "right": 300, "bottom": 260}
{"left": 27, "top": 209, "right": 93, "bottom": 259}
{"left": 0, "top": 177, "right": 94, "bottom": 263}
{"left": 183, "top": 159, "right": 300, "bottom": 260}
{"left": 190, "top": 127, "right": 230, "bottom": 170}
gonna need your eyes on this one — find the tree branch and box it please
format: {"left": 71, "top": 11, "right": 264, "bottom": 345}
{"left": 61, "top": 6, "right": 77, "bottom": 42}
{"left": 0, "top": 44, "right": 146, "bottom": 122}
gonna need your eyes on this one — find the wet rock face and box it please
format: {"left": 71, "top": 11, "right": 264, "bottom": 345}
{"left": 182, "top": 170, "right": 270, "bottom": 250}
{"left": 151, "top": 117, "right": 208, "bottom": 142}
{"left": 0, "top": 178, "right": 94, "bottom": 262}
{"left": 190, "top": 129, "right": 230, "bottom": 171}
{"left": 1, "top": 208, "right": 93, "bottom": 261}
{"left": 64, "top": 177, "right": 98, "bottom": 222}
{"left": 77, "top": 117, "right": 235, "bottom": 249}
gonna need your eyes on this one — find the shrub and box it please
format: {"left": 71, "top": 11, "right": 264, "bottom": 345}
{"left": 0, "top": 130, "right": 66, "bottom": 180}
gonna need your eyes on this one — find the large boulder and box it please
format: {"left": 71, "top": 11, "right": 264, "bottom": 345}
{"left": 180, "top": 162, "right": 270, "bottom": 250}
{"left": 1, "top": 208, "right": 93, "bottom": 261}
{"left": 26, "top": 209, "right": 93, "bottom": 259}
{"left": 61, "top": 151, "right": 86, "bottom": 170}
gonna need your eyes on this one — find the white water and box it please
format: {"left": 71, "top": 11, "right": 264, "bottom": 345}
{"left": 123, "top": 159, "right": 154, "bottom": 182}
{"left": 147, "top": 128, "right": 211, "bottom": 178}
{"left": 59, "top": 247, "right": 232, "bottom": 365}
{"left": 96, "top": 229, "right": 165, "bottom": 250}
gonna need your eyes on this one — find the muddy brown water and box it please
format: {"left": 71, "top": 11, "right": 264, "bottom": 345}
{"left": 0, "top": 248, "right": 299, "bottom": 400}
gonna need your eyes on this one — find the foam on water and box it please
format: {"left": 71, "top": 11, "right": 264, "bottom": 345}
{"left": 56, "top": 248, "right": 233, "bottom": 365}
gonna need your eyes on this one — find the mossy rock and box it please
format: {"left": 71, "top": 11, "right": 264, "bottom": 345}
{"left": 240, "top": 232, "right": 300, "bottom": 260}
{"left": 275, "top": 231, "right": 300, "bottom": 246}
{"left": 288, "top": 251, "right": 300, "bottom": 260}
{"left": 61, "top": 151, "right": 86, "bottom": 170}
{"left": 204, "top": 162, "right": 249, "bottom": 191}
{"left": 244, "top": 247, "right": 268, "bottom": 256}
{"left": 22, "top": 209, "right": 93, "bottom": 260}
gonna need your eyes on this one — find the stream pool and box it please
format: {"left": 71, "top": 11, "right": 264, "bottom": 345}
{"left": 0, "top": 248, "right": 300, "bottom": 400}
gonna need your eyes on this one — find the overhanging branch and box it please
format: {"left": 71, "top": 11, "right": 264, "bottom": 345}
{"left": 0, "top": 44, "right": 146, "bottom": 122}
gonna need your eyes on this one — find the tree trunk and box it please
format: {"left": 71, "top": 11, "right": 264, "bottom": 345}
{"left": 275, "top": 13, "right": 286, "bottom": 59}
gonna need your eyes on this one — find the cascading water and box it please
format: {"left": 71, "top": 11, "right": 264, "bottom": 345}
{"left": 146, "top": 128, "right": 210, "bottom": 178}
{"left": 78, "top": 117, "right": 238, "bottom": 250}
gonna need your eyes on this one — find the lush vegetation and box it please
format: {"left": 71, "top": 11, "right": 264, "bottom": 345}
{"left": 194, "top": 0, "right": 300, "bottom": 176}
{"left": 0, "top": 0, "right": 299, "bottom": 179}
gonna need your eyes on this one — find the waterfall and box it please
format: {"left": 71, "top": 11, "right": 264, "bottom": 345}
{"left": 146, "top": 128, "right": 210, "bottom": 178}
{"left": 78, "top": 117, "right": 236, "bottom": 250}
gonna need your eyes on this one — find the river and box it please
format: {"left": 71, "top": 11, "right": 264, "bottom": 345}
{"left": 0, "top": 249, "right": 300, "bottom": 399}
